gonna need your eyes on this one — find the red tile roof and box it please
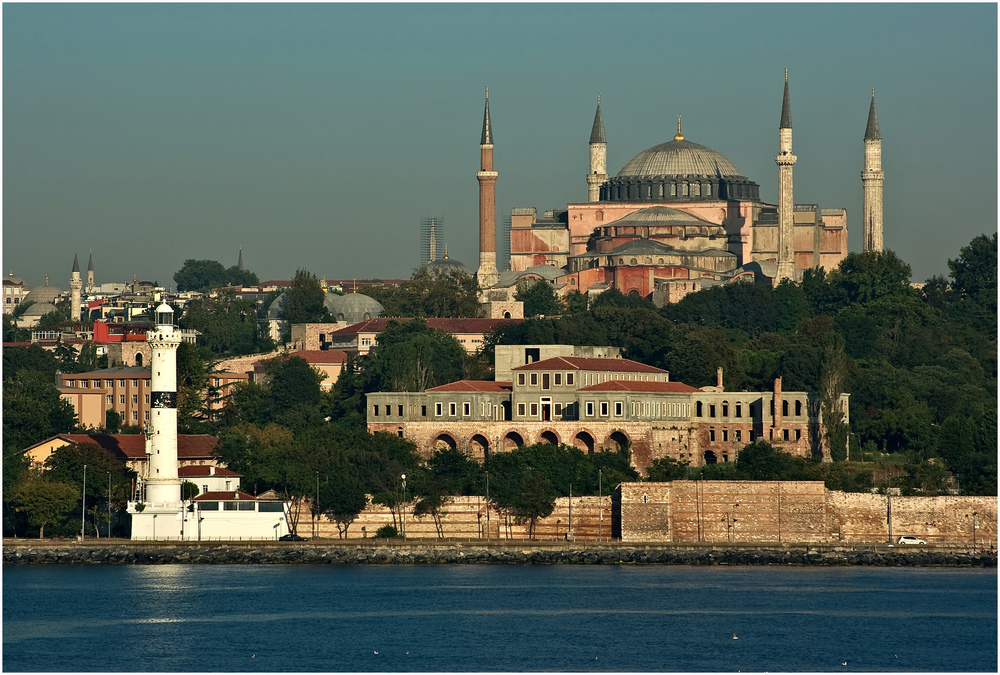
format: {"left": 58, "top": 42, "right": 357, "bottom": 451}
{"left": 178, "top": 465, "right": 242, "bottom": 478}
{"left": 54, "top": 434, "right": 219, "bottom": 459}
{"left": 426, "top": 380, "right": 513, "bottom": 393}
{"left": 514, "top": 356, "right": 668, "bottom": 373}
{"left": 331, "top": 318, "right": 520, "bottom": 336}
{"left": 577, "top": 381, "right": 701, "bottom": 393}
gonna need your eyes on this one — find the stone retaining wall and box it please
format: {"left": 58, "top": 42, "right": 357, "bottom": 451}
{"left": 3, "top": 542, "right": 995, "bottom": 567}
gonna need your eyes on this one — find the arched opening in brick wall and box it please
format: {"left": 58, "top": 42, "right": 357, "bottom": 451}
{"left": 135, "top": 353, "right": 143, "bottom": 366}
{"left": 704, "top": 450, "right": 717, "bottom": 464}
{"left": 606, "top": 431, "right": 630, "bottom": 452}
{"left": 469, "top": 434, "right": 490, "bottom": 463}
{"left": 573, "top": 431, "right": 595, "bottom": 454}
{"left": 539, "top": 430, "right": 559, "bottom": 446}
{"left": 434, "top": 433, "right": 457, "bottom": 451}
{"left": 502, "top": 431, "right": 524, "bottom": 452}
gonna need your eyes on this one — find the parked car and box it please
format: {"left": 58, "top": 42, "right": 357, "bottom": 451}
{"left": 279, "top": 533, "right": 307, "bottom": 542}
{"left": 897, "top": 536, "right": 927, "bottom": 545}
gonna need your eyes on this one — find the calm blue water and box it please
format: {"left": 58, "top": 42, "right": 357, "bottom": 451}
{"left": 3, "top": 564, "right": 996, "bottom": 672}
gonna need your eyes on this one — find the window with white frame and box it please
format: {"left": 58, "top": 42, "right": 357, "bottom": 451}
{"left": 435, "top": 402, "right": 443, "bottom": 416}
{"left": 614, "top": 402, "right": 623, "bottom": 417}
{"left": 600, "top": 402, "right": 609, "bottom": 416}
{"left": 586, "top": 401, "right": 594, "bottom": 417}
{"left": 463, "top": 402, "right": 471, "bottom": 416}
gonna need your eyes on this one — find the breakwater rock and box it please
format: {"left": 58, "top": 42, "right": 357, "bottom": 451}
{"left": 3, "top": 543, "right": 996, "bottom": 567}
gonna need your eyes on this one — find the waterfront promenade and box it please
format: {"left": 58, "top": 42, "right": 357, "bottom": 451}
{"left": 4, "top": 538, "right": 995, "bottom": 566}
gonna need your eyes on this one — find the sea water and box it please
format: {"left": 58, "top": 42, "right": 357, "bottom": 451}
{"left": 3, "top": 564, "right": 996, "bottom": 672}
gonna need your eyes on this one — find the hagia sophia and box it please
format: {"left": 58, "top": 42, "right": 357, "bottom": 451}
{"left": 472, "top": 73, "right": 885, "bottom": 306}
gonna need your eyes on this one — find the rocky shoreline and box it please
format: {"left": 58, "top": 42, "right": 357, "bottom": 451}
{"left": 3, "top": 543, "right": 997, "bottom": 567}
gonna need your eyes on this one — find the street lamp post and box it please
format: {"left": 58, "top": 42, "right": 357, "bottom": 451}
{"left": 81, "top": 464, "right": 87, "bottom": 540}
{"left": 315, "top": 471, "right": 320, "bottom": 539}
{"left": 566, "top": 483, "right": 573, "bottom": 541}
{"left": 973, "top": 511, "right": 979, "bottom": 554}
{"left": 485, "top": 470, "right": 490, "bottom": 543}
{"left": 733, "top": 503, "right": 740, "bottom": 542}
{"left": 107, "top": 472, "right": 112, "bottom": 538}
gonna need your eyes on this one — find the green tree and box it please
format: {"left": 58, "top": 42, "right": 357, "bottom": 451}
{"left": 948, "top": 233, "right": 997, "bottom": 300}
{"left": 226, "top": 265, "right": 260, "bottom": 288}
{"left": 3, "top": 371, "right": 77, "bottom": 482}
{"left": 181, "top": 481, "right": 201, "bottom": 500}
{"left": 819, "top": 333, "right": 852, "bottom": 461}
{"left": 173, "top": 259, "right": 230, "bottom": 292}
{"left": 735, "top": 440, "right": 812, "bottom": 481}
{"left": 646, "top": 456, "right": 690, "bottom": 481}
{"left": 6, "top": 473, "right": 79, "bottom": 539}
{"left": 180, "top": 289, "right": 271, "bottom": 356}
{"left": 282, "top": 269, "right": 329, "bottom": 324}
{"left": 3, "top": 313, "right": 29, "bottom": 342}
{"left": 515, "top": 279, "right": 564, "bottom": 317}
{"left": 44, "top": 443, "right": 134, "bottom": 537}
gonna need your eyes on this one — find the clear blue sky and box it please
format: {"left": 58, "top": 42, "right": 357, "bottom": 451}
{"left": 4, "top": 3, "right": 996, "bottom": 289}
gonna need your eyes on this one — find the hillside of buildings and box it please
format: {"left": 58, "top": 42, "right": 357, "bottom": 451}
{"left": 2, "top": 235, "right": 995, "bottom": 538}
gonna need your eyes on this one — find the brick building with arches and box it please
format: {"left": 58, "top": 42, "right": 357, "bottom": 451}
{"left": 367, "top": 345, "right": 849, "bottom": 473}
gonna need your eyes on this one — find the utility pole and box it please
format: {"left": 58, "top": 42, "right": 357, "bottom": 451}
{"left": 486, "top": 470, "right": 490, "bottom": 543}
{"left": 598, "top": 469, "right": 602, "bottom": 543}
{"left": 107, "top": 472, "right": 112, "bottom": 538}
{"left": 567, "top": 483, "right": 573, "bottom": 540}
{"left": 81, "top": 464, "right": 87, "bottom": 540}
{"left": 315, "top": 472, "right": 320, "bottom": 539}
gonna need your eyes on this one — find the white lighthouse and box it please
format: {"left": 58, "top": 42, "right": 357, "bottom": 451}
{"left": 128, "top": 302, "right": 185, "bottom": 539}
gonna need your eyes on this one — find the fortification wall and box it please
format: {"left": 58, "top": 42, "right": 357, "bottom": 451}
{"left": 618, "top": 481, "right": 997, "bottom": 546}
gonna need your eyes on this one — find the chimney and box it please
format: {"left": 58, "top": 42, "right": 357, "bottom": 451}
{"left": 717, "top": 367, "right": 724, "bottom": 390}
{"left": 209, "top": 466, "right": 215, "bottom": 476}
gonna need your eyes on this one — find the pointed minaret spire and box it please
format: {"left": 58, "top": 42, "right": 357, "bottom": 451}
{"left": 779, "top": 68, "right": 793, "bottom": 129}
{"left": 587, "top": 95, "right": 609, "bottom": 202}
{"left": 775, "top": 68, "right": 797, "bottom": 284}
{"left": 476, "top": 87, "right": 499, "bottom": 290}
{"left": 589, "top": 95, "right": 606, "bottom": 144}
{"left": 481, "top": 87, "right": 493, "bottom": 145}
{"left": 237, "top": 247, "right": 244, "bottom": 271}
{"left": 86, "top": 251, "right": 94, "bottom": 288}
{"left": 864, "top": 89, "right": 881, "bottom": 141}
{"left": 72, "top": 252, "right": 80, "bottom": 274}
{"left": 862, "top": 89, "right": 885, "bottom": 252}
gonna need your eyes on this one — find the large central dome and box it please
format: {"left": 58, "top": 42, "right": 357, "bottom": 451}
{"left": 599, "top": 135, "right": 760, "bottom": 204}
{"left": 617, "top": 139, "right": 743, "bottom": 179}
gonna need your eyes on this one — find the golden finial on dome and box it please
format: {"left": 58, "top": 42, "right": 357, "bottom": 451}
{"left": 674, "top": 114, "right": 684, "bottom": 141}
{"left": 443, "top": 244, "right": 450, "bottom": 260}
{"left": 785, "top": 67, "right": 788, "bottom": 81}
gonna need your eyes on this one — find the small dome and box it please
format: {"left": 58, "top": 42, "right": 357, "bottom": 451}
{"left": 618, "top": 139, "right": 743, "bottom": 179}
{"left": 4, "top": 271, "right": 24, "bottom": 286}
{"left": 328, "top": 292, "right": 384, "bottom": 324}
{"left": 22, "top": 301, "right": 59, "bottom": 317}
{"left": 24, "top": 280, "right": 63, "bottom": 305}
{"left": 420, "top": 248, "right": 472, "bottom": 277}
{"left": 267, "top": 291, "right": 370, "bottom": 322}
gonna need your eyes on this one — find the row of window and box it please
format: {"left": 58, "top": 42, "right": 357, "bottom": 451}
{"left": 704, "top": 428, "right": 802, "bottom": 443}
{"left": 66, "top": 378, "right": 151, "bottom": 389}
{"left": 105, "top": 394, "right": 151, "bottom": 405}
{"left": 694, "top": 399, "right": 804, "bottom": 419}
{"left": 631, "top": 401, "right": 690, "bottom": 418}
{"left": 516, "top": 372, "right": 575, "bottom": 388}
{"left": 197, "top": 501, "right": 284, "bottom": 512}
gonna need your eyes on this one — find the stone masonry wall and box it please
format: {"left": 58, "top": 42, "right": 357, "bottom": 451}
{"left": 618, "top": 481, "right": 998, "bottom": 546}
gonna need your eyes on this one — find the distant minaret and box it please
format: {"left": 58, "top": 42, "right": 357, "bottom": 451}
{"left": 476, "top": 87, "right": 499, "bottom": 289}
{"left": 862, "top": 90, "right": 884, "bottom": 252}
{"left": 70, "top": 253, "right": 82, "bottom": 322}
{"left": 237, "top": 247, "right": 244, "bottom": 271}
{"left": 144, "top": 303, "right": 183, "bottom": 512}
{"left": 587, "top": 95, "right": 608, "bottom": 203}
{"left": 775, "top": 69, "right": 797, "bottom": 283}
{"left": 86, "top": 252, "right": 94, "bottom": 289}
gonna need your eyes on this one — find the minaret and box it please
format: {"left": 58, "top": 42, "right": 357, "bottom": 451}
{"left": 70, "top": 253, "right": 82, "bottom": 323}
{"left": 862, "top": 90, "right": 884, "bottom": 252}
{"left": 237, "top": 247, "right": 244, "bottom": 271}
{"left": 476, "top": 87, "right": 499, "bottom": 289}
{"left": 144, "top": 303, "right": 183, "bottom": 512}
{"left": 774, "top": 69, "right": 797, "bottom": 283}
{"left": 586, "top": 95, "right": 608, "bottom": 203}
{"left": 86, "top": 252, "right": 94, "bottom": 289}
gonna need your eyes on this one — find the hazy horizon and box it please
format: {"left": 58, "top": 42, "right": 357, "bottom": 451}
{"left": 4, "top": 3, "right": 996, "bottom": 290}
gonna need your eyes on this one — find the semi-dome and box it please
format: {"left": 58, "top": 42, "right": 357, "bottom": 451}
{"left": 21, "top": 301, "right": 59, "bottom": 317}
{"left": 601, "top": 132, "right": 760, "bottom": 204}
{"left": 328, "top": 292, "right": 384, "bottom": 324}
{"left": 618, "top": 139, "right": 743, "bottom": 179}
{"left": 608, "top": 205, "right": 718, "bottom": 228}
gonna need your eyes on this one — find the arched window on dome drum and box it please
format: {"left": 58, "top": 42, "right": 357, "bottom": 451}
{"left": 630, "top": 258, "right": 638, "bottom": 266}
{"left": 658, "top": 258, "right": 664, "bottom": 265}
{"left": 618, "top": 259, "right": 624, "bottom": 265}
{"left": 682, "top": 182, "right": 689, "bottom": 196}
{"left": 670, "top": 182, "right": 676, "bottom": 197}
{"left": 645, "top": 257, "right": 652, "bottom": 265}
{"left": 658, "top": 183, "right": 664, "bottom": 199}
{"left": 645, "top": 184, "right": 651, "bottom": 199}
{"left": 692, "top": 182, "right": 701, "bottom": 197}
{"left": 706, "top": 182, "right": 712, "bottom": 197}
